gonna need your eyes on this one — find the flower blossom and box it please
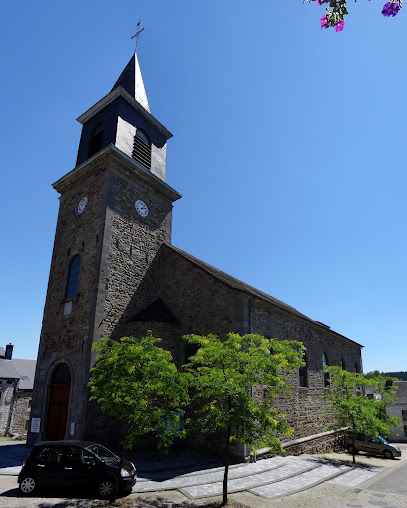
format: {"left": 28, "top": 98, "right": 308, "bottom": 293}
{"left": 320, "top": 13, "right": 345, "bottom": 31}
{"left": 335, "top": 18, "right": 345, "bottom": 31}
{"left": 382, "top": 2, "right": 400, "bottom": 16}
{"left": 320, "top": 13, "right": 331, "bottom": 28}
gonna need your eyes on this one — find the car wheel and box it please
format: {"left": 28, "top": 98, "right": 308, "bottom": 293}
{"left": 19, "top": 476, "right": 38, "bottom": 495}
{"left": 98, "top": 479, "right": 115, "bottom": 498}
{"left": 383, "top": 449, "right": 393, "bottom": 459}
{"left": 347, "top": 445, "right": 358, "bottom": 455}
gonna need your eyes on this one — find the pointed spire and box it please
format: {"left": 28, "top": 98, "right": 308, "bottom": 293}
{"left": 112, "top": 52, "right": 150, "bottom": 112}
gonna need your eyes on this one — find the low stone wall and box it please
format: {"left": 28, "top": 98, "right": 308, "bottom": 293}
{"left": 253, "top": 428, "right": 346, "bottom": 461}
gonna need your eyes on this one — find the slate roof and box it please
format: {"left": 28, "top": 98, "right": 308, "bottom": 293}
{"left": 12, "top": 359, "right": 36, "bottom": 390}
{"left": 394, "top": 381, "right": 407, "bottom": 405}
{"left": 167, "top": 244, "right": 363, "bottom": 348}
{"left": 0, "top": 359, "right": 20, "bottom": 380}
{"left": 111, "top": 51, "right": 150, "bottom": 112}
{"left": 0, "top": 358, "right": 36, "bottom": 389}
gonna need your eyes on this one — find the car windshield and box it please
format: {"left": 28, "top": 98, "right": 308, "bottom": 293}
{"left": 86, "top": 444, "right": 119, "bottom": 464}
{"left": 378, "top": 436, "right": 389, "bottom": 444}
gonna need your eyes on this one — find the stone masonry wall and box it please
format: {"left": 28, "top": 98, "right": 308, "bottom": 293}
{"left": 29, "top": 154, "right": 113, "bottom": 444}
{"left": 251, "top": 299, "right": 362, "bottom": 442}
{"left": 107, "top": 244, "right": 240, "bottom": 368}
{"left": 0, "top": 382, "right": 15, "bottom": 436}
{"left": 84, "top": 155, "right": 176, "bottom": 442}
{"left": 99, "top": 167, "right": 173, "bottom": 341}
{"left": 9, "top": 391, "right": 32, "bottom": 436}
{"left": 86, "top": 245, "right": 362, "bottom": 457}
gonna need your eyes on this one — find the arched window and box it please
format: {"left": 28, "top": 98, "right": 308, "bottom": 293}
{"left": 50, "top": 363, "right": 71, "bottom": 385}
{"left": 88, "top": 123, "right": 103, "bottom": 158}
{"left": 322, "top": 353, "right": 329, "bottom": 387}
{"left": 340, "top": 358, "right": 346, "bottom": 370}
{"left": 298, "top": 348, "right": 308, "bottom": 387}
{"left": 132, "top": 128, "right": 151, "bottom": 169}
{"left": 65, "top": 255, "right": 81, "bottom": 299}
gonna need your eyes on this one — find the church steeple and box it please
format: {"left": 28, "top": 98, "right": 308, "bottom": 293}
{"left": 75, "top": 52, "right": 172, "bottom": 181}
{"left": 111, "top": 52, "right": 150, "bottom": 113}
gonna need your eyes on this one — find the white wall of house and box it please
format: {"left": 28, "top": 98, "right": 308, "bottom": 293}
{"left": 387, "top": 405, "right": 407, "bottom": 442}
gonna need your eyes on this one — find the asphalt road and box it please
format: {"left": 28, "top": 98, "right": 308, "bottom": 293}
{"left": 366, "top": 459, "right": 407, "bottom": 495}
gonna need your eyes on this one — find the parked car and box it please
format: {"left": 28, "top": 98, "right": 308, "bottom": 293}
{"left": 345, "top": 433, "right": 402, "bottom": 459}
{"left": 18, "top": 441, "right": 137, "bottom": 497}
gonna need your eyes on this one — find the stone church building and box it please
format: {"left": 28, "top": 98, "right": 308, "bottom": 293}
{"left": 27, "top": 52, "right": 363, "bottom": 457}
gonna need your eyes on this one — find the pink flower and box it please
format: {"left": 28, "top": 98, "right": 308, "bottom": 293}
{"left": 320, "top": 13, "right": 330, "bottom": 28}
{"left": 335, "top": 18, "right": 345, "bottom": 31}
{"left": 382, "top": 2, "right": 400, "bottom": 16}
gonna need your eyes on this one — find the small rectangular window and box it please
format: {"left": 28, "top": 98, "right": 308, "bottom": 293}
{"left": 402, "top": 410, "right": 407, "bottom": 421}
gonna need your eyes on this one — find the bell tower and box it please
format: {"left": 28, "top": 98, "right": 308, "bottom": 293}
{"left": 28, "top": 52, "right": 181, "bottom": 444}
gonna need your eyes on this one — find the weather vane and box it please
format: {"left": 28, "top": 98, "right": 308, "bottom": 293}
{"left": 131, "top": 20, "right": 144, "bottom": 53}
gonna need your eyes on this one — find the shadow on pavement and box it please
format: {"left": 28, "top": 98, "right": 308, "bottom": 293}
{"left": 0, "top": 490, "right": 228, "bottom": 508}
{"left": 0, "top": 486, "right": 129, "bottom": 502}
{"left": 313, "top": 453, "right": 401, "bottom": 469}
{"left": 0, "top": 443, "right": 30, "bottom": 468}
{"left": 112, "top": 497, "right": 224, "bottom": 508}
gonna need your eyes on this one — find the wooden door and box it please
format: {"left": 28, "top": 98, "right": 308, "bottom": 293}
{"left": 46, "top": 384, "right": 70, "bottom": 440}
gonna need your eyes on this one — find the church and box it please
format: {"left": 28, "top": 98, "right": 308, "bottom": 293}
{"left": 27, "top": 51, "right": 363, "bottom": 458}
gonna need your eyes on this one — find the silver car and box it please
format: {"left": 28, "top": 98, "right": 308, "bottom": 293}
{"left": 345, "top": 433, "right": 401, "bottom": 459}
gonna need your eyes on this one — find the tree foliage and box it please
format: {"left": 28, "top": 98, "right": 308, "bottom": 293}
{"left": 88, "top": 333, "right": 189, "bottom": 451}
{"left": 323, "top": 366, "right": 401, "bottom": 463}
{"left": 365, "top": 370, "right": 407, "bottom": 381}
{"left": 183, "top": 333, "right": 304, "bottom": 505}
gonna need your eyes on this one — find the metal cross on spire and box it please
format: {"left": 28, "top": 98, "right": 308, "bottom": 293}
{"left": 131, "top": 20, "right": 144, "bottom": 53}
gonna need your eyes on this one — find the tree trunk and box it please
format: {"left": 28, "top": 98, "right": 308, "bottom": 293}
{"left": 222, "top": 424, "right": 231, "bottom": 506}
{"left": 351, "top": 424, "right": 356, "bottom": 465}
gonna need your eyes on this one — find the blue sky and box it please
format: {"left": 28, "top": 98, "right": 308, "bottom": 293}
{"left": 1, "top": 1, "right": 406, "bottom": 373}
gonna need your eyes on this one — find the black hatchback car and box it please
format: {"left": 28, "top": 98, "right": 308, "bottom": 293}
{"left": 18, "top": 441, "right": 137, "bottom": 498}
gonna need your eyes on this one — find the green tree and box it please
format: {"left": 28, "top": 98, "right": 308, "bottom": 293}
{"left": 183, "top": 333, "right": 304, "bottom": 506}
{"left": 364, "top": 370, "right": 382, "bottom": 379}
{"left": 323, "top": 366, "right": 401, "bottom": 464}
{"left": 88, "top": 333, "right": 189, "bottom": 451}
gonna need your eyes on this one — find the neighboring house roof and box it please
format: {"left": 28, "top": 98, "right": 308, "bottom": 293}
{"left": 0, "top": 359, "right": 20, "bottom": 380}
{"left": 167, "top": 244, "right": 363, "bottom": 348}
{"left": 0, "top": 358, "right": 36, "bottom": 389}
{"left": 12, "top": 359, "right": 36, "bottom": 390}
{"left": 394, "top": 381, "right": 407, "bottom": 405}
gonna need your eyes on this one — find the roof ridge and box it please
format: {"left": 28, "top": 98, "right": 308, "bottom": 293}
{"left": 165, "top": 244, "right": 362, "bottom": 347}
{"left": 167, "top": 243, "right": 304, "bottom": 315}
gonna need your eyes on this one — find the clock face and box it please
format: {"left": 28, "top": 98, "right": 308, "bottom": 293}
{"left": 135, "top": 199, "right": 149, "bottom": 218}
{"left": 77, "top": 196, "right": 88, "bottom": 214}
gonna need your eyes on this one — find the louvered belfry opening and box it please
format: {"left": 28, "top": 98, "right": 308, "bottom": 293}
{"left": 88, "top": 123, "right": 103, "bottom": 158}
{"left": 132, "top": 129, "right": 151, "bottom": 170}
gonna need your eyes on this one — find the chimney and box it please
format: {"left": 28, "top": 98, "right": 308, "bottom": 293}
{"left": 5, "top": 343, "right": 13, "bottom": 360}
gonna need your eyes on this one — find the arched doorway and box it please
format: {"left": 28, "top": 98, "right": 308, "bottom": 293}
{"left": 46, "top": 363, "right": 71, "bottom": 440}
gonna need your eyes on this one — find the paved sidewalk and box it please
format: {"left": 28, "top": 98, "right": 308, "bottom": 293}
{"left": 0, "top": 440, "right": 406, "bottom": 507}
